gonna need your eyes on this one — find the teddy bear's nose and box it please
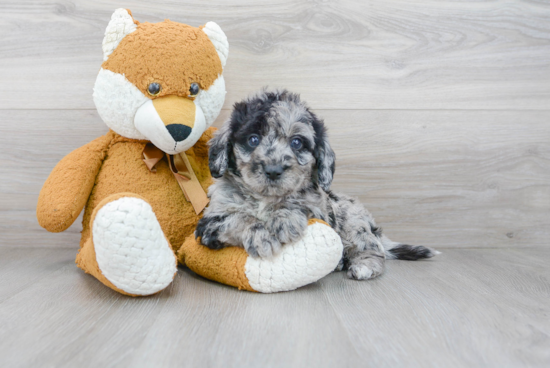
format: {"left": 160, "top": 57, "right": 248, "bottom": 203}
{"left": 166, "top": 124, "right": 192, "bottom": 142}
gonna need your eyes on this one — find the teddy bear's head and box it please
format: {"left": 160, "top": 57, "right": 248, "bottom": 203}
{"left": 93, "top": 9, "right": 228, "bottom": 154}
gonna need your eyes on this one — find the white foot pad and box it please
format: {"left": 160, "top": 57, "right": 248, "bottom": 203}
{"left": 244, "top": 222, "right": 343, "bottom": 293}
{"left": 92, "top": 197, "right": 177, "bottom": 295}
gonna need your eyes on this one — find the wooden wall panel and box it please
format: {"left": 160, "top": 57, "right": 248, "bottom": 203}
{"left": 0, "top": 0, "right": 549, "bottom": 110}
{"left": 1, "top": 109, "right": 548, "bottom": 248}
{"left": 0, "top": 0, "right": 548, "bottom": 249}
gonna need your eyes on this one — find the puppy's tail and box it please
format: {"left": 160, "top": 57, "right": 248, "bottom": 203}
{"left": 381, "top": 236, "right": 440, "bottom": 261}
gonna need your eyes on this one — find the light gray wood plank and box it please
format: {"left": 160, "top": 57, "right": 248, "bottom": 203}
{"left": 0, "top": 265, "right": 172, "bottom": 368}
{"left": 0, "top": 249, "right": 360, "bottom": 368}
{"left": 0, "top": 248, "right": 548, "bottom": 367}
{"left": 323, "top": 109, "right": 550, "bottom": 248}
{"left": 320, "top": 248, "right": 550, "bottom": 368}
{"left": 0, "top": 0, "right": 549, "bottom": 110}
{"left": 2, "top": 109, "right": 548, "bottom": 249}
{"left": 126, "top": 270, "right": 361, "bottom": 368}
{"left": 0, "top": 211, "right": 83, "bottom": 248}
{"left": 0, "top": 247, "right": 75, "bottom": 302}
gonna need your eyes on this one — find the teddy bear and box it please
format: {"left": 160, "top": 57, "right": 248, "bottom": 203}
{"left": 36, "top": 9, "right": 342, "bottom": 296}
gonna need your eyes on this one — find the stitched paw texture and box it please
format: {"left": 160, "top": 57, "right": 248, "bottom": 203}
{"left": 92, "top": 197, "right": 177, "bottom": 295}
{"left": 244, "top": 222, "right": 343, "bottom": 293}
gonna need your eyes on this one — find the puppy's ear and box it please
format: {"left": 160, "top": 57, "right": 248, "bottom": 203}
{"left": 316, "top": 137, "right": 336, "bottom": 191}
{"left": 312, "top": 118, "right": 336, "bottom": 191}
{"left": 209, "top": 123, "right": 233, "bottom": 178}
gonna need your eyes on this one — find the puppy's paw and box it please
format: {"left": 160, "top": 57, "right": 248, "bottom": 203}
{"left": 243, "top": 223, "right": 282, "bottom": 258}
{"left": 346, "top": 258, "right": 384, "bottom": 280}
{"left": 266, "top": 212, "right": 307, "bottom": 244}
{"left": 199, "top": 231, "right": 224, "bottom": 250}
{"left": 196, "top": 218, "right": 224, "bottom": 250}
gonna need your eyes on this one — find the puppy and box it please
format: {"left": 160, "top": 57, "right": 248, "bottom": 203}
{"left": 196, "top": 89, "right": 438, "bottom": 280}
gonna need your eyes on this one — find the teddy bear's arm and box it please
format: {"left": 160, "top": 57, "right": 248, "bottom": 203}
{"left": 36, "top": 134, "right": 111, "bottom": 233}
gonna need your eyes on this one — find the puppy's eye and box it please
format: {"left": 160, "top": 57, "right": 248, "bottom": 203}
{"left": 248, "top": 135, "right": 261, "bottom": 148}
{"left": 290, "top": 137, "right": 303, "bottom": 150}
{"left": 189, "top": 83, "right": 200, "bottom": 97}
{"left": 148, "top": 83, "right": 161, "bottom": 96}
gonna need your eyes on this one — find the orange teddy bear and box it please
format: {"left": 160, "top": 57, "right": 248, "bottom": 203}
{"left": 37, "top": 9, "right": 342, "bottom": 296}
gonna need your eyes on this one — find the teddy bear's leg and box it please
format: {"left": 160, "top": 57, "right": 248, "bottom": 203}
{"left": 76, "top": 193, "right": 177, "bottom": 296}
{"left": 179, "top": 219, "right": 343, "bottom": 293}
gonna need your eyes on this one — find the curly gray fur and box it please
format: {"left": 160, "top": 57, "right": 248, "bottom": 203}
{"left": 196, "top": 89, "right": 438, "bottom": 280}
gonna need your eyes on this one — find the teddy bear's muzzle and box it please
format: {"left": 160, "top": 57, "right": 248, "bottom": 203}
{"left": 134, "top": 94, "right": 206, "bottom": 154}
{"left": 152, "top": 95, "right": 196, "bottom": 130}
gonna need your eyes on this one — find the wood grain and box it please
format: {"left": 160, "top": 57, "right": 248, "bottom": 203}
{"left": 0, "top": 248, "right": 548, "bottom": 367}
{"left": 2, "top": 109, "right": 548, "bottom": 249}
{"left": 321, "top": 247, "right": 550, "bottom": 368}
{"left": 1, "top": 2, "right": 549, "bottom": 367}
{"left": 0, "top": 247, "right": 74, "bottom": 303}
{"left": 323, "top": 109, "right": 550, "bottom": 248}
{"left": 0, "top": 0, "right": 549, "bottom": 110}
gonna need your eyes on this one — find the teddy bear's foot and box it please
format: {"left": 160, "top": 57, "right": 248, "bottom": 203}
{"left": 77, "top": 194, "right": 177, "bottom": 296}
{"left": 180, "top": 219, "right": 343, "bottom": 293}
{"left": 244, "top": 219, "right": 343, "bottom": 292}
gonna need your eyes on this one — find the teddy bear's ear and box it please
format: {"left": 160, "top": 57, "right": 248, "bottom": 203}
{"left": 102, "top": 9, "right": 138, "bottom": 61}
{"left": 202, "top": 22, "right": 229, "bottom": 68}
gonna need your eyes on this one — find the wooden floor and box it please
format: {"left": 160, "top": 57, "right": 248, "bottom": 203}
{"left": 1, "top": 0, "right": 550, "bottom": 367}
{"left": 0, "top": 247, "right": 548, "bottom": 367}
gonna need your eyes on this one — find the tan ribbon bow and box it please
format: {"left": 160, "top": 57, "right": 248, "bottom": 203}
{"left": 142, "top": 143, "right": 209, "bottom": 215}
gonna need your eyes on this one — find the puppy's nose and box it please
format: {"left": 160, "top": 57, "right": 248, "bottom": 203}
{"left": 264, "top": 165, "right": 284, "bottom": 180}
{"left": 166, "top": 124, "right": 192, "bottom": 142}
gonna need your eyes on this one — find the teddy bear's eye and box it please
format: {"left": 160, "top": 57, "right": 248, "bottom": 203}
{"left": 189, "top": 83, "right": 200, "bottom": 97}
{"left": 147, "top": 83, "right": 161, "bottom": 96}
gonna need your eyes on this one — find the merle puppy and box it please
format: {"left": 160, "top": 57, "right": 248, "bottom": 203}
{"left": 196, "top": 90, "right": 437, "bottom": 280}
